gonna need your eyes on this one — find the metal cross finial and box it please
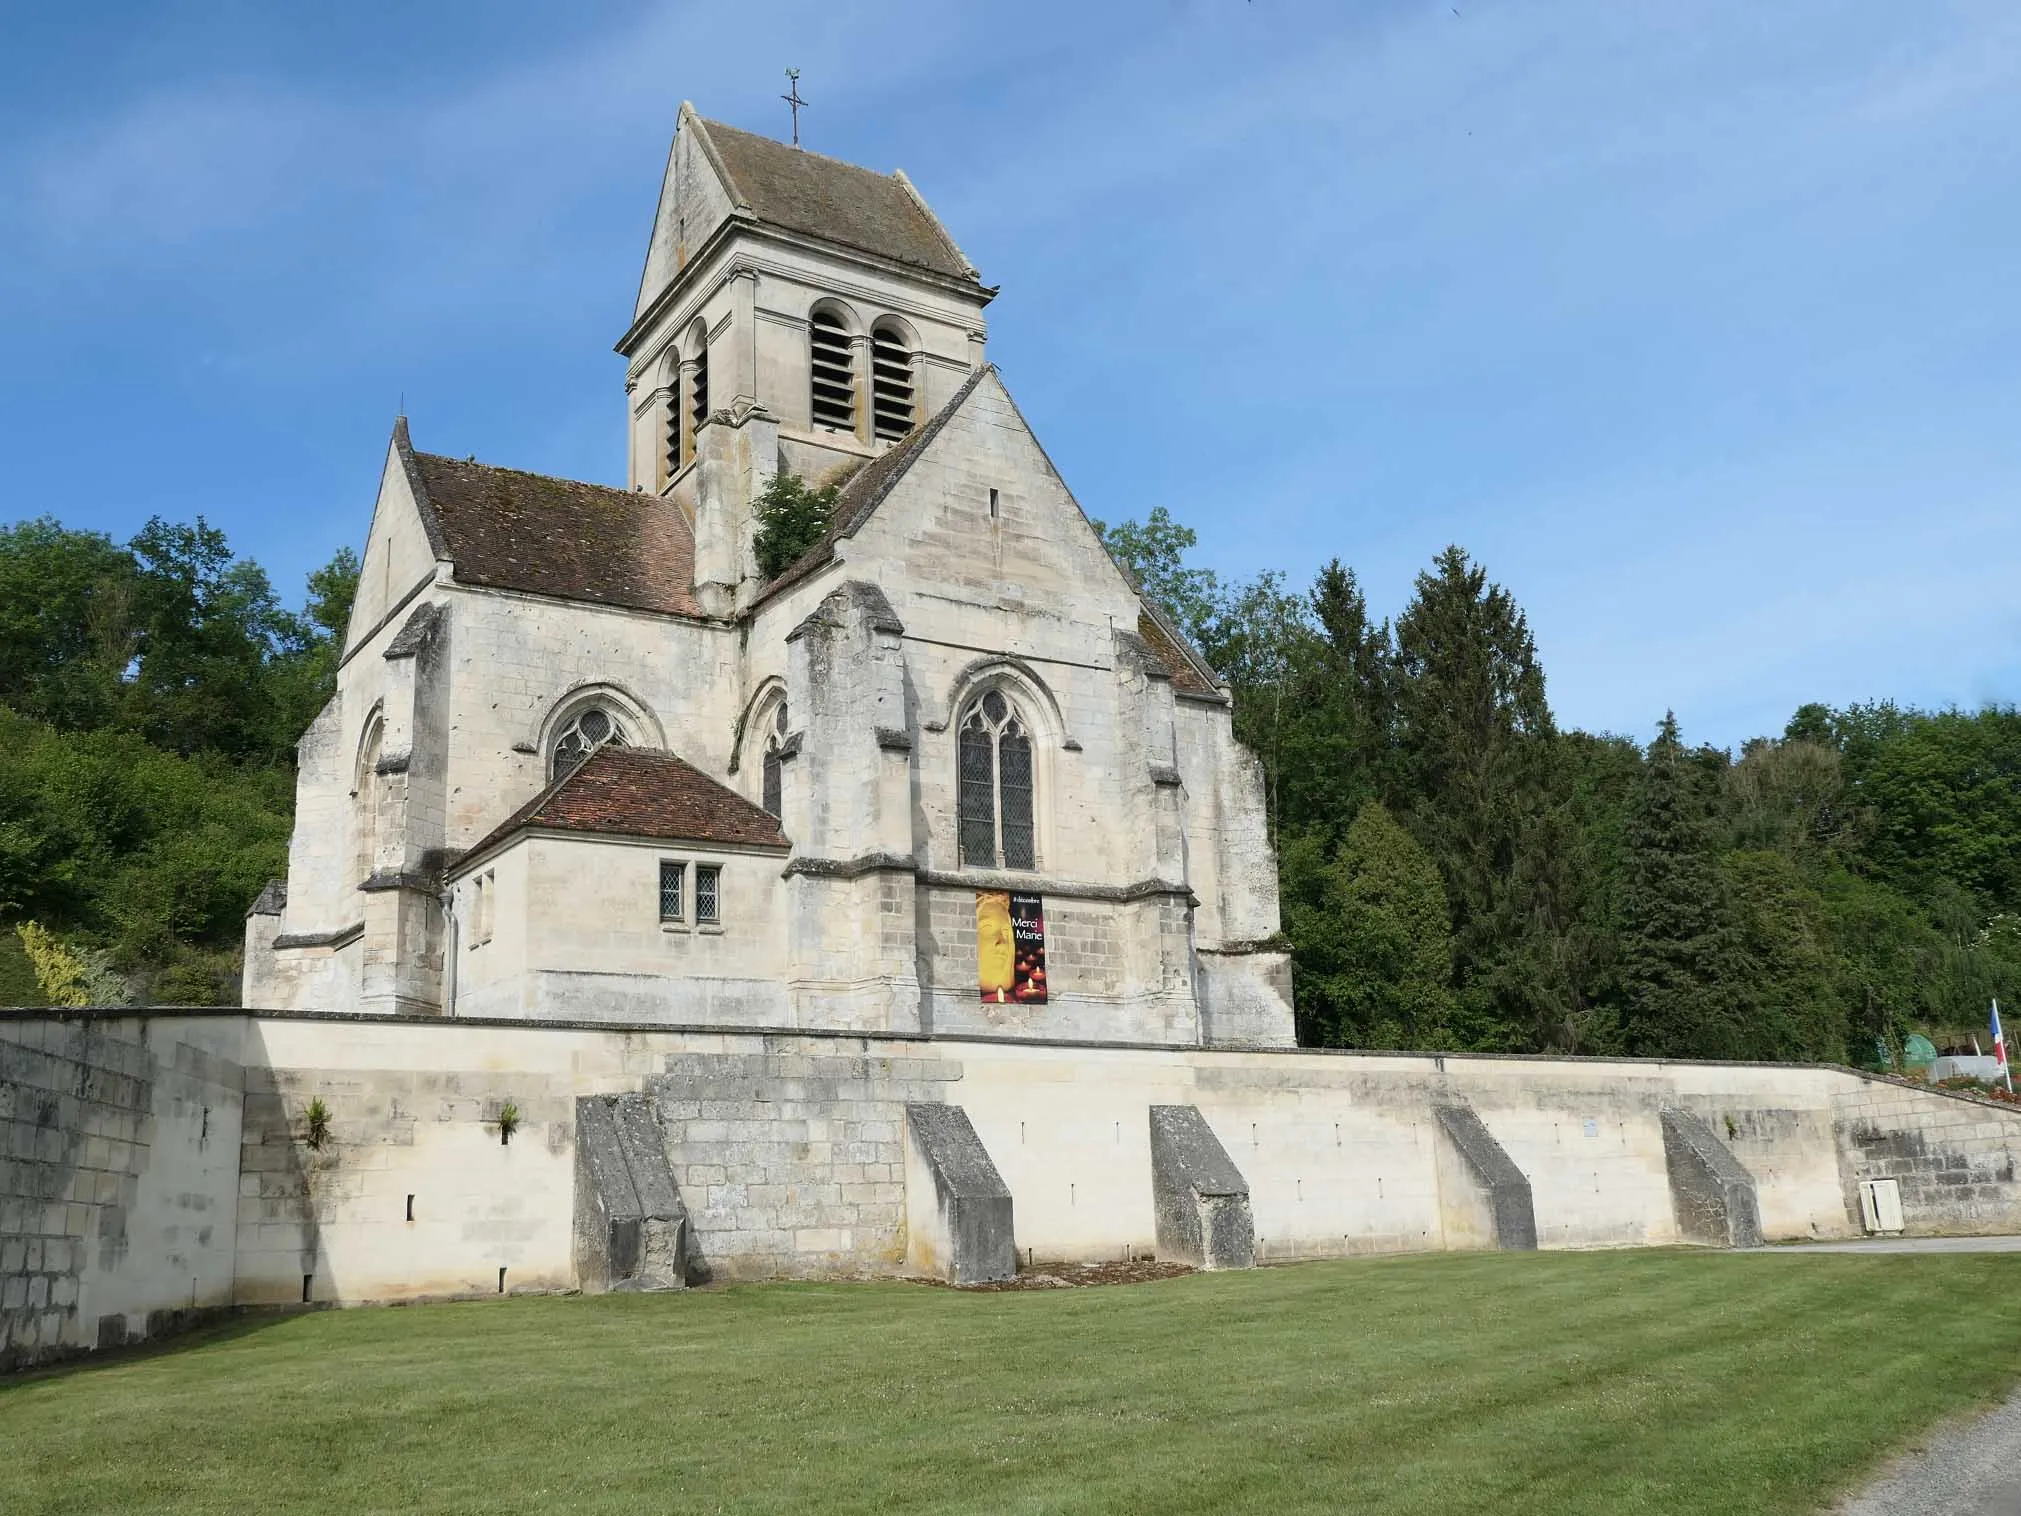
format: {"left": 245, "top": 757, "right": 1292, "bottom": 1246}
{"left": 782, "top": 68, "right": 806, "bottom": 146}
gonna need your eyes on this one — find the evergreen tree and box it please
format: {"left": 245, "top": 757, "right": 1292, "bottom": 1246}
{"left": 1283, "top": 560, "right": 1394, "bottom": 839}
{"left": 1616, "top": 713, "right": 1738, "bottom": 1056}
{"left": 1388, "top": 545, "right": 1562, "bottom": 1046}
{"left": 1281, "top": 801, "right": 1456, "bottom": 1049}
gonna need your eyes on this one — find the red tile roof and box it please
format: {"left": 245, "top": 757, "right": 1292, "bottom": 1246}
{"left": 1137, "top": 610, "right": 1221, "bottom": 698}
{"left": 404, "top": 438, "right": 703, "bottom": 619}
{"left": 460, "top": 747, "right": 787, "bottom": 869}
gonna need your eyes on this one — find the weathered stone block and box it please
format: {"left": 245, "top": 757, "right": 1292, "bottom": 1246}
{"left": 903, "top": 1104, "right": 1015, "bottom": 1284}
{"left": 1148, "top": 1105, "right": 1254, "bottom": 1270}
{"left": 573, "top": 1094, "right": 687, "bottom": 1293}
{"left": 1432, "top": 1104, "right": 1537, "bottom": 1251}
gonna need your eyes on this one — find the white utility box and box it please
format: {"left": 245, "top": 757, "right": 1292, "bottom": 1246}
{"left": 1858, "top": 1178, "right": 1905, "bottom": 1235}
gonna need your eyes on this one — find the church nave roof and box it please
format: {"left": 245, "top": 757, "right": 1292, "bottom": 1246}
{"left": 399, "top": 428, "right": 703, "bottom": 620}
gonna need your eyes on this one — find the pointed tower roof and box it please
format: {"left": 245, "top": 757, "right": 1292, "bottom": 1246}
{"left": 631, "top": 104, "right": 983, "bottom": 332}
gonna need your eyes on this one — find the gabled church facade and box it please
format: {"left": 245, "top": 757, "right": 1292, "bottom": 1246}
{"left": 244, "top": 105, "right": 1296, "bottom": 1049}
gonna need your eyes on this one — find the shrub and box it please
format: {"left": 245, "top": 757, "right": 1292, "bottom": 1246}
{"left": 752, "top": 472, "right": 842, "bottom": 581}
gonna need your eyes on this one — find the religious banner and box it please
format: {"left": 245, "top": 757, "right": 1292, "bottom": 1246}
{"left": 977, "top": 890, "right": 1048, "bottom": 1004}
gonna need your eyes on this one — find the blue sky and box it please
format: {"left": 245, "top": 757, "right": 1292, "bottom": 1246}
{"left": 2, "top": 1, "right": 2016, "bottom": 748}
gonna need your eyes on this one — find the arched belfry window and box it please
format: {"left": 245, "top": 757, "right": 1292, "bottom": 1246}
{"left": 689, "top": 344, "right": 709, "bottom": 453}
{"left": 871, "top": 323, "right": 915, "bottom": 442}
{"left": 661, "top": 349, "right": 683, "bottom": 482}
{"left": 761, "top": 700, "right": 788, "bottom": 819}
{"left": 550, "top": 704, "right": 631, "bottom": 781}
{"left": 958, "top": 691, "right": 1035, "bottom": 870}
{"left": 809, "top": 310, "right": 855, "bottom": 433}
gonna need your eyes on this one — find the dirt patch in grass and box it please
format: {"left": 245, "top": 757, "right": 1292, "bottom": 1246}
{"left": 955, "top": 1258, "right": 1196, "bottom": 1290}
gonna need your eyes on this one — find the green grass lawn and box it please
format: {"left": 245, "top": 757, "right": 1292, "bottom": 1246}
{"left": 4, "top": 1251, "right": 2020, "bottom": 1515}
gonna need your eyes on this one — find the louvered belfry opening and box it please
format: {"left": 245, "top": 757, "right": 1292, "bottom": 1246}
{"left": 809, "top": 311, "right": 856, "bottom": 433}
{"left": 663, "top": 371, "right": 683, "bottom": 481}
{"left": 689, "top": 345, "right": 709, "bottom": 451}
{"left": 870, "top": 325, "right": 915, "bottom": 442}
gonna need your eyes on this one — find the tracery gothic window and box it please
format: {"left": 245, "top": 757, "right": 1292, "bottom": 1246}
{"left": 958, "top": 691, "right": 1035, "bottom": 870}
{"left": 550, "top": 704, "right": 631, "bottom": 781}
{"left": 761, "top": 700, "right": 788, "bottom": 819}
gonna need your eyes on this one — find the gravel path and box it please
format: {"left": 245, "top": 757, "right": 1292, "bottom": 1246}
{"left": 1833, "top": 1390, "right": 2021, "bottom": 1514}
{"left": 1770, "top": 1235, "right": 2021, "bottom": 1255}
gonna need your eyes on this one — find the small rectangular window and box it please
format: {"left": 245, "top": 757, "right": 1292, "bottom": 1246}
{"left": 658, "top": 860, "right": 684, "bottom": 922}
{"left": 695, "top": 864, "right": 721, "bottom": 926}
{"left": 988, "top": 487, "right": 999, "bottom": 519}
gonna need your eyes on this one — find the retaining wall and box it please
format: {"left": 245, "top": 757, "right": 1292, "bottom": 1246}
{"left": 7, "top": 1009, "right": 2021, "bottom": 1368}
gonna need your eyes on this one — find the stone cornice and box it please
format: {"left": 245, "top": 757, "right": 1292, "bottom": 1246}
{"left": 271, "top": 921, "right": 365, "bottom": 951}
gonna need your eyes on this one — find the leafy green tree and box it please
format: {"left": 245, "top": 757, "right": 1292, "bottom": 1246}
{"left": 1197, "top": 571, "right": 1326, "bottom": 835}
{"left": 1720, "top": 849, "right": 1841, "bottom": 1061}
{"left": 1281, "top": 801, "right": 1456, "bottom": 1049}
{"left": 1726, "top": 736, "right": 1859, "bottom": 860}
{"left": 305, "top": 546, "right": 361, "bottom": 644}
{"left": 1092, "top": 507, "right": 1225, "bottom": 649}
{"left": 126, "top": 517, "right": 300, "bottom": 759}
{"left": 753, "top": 472, "right": 841, "bottom": 580}
{"left": 1857, "top": 708, "right": 2021, "bottom": 905}
{"left": 0, "top": 710, "right": 289, "bottom": 1003}
{"left": 0, "top": 518, "right": 138, "bottom": 730}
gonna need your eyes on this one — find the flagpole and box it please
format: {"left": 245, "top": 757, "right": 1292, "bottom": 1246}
{"left": 1994, "top": 998, "right": 2014, "bottom": 1095}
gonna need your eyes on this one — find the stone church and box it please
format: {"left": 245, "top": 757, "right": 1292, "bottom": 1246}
{"left": 10, "top": 110, "right": 2012, "bottom": 1368}
{"left": 244, "top": 104, "right": 1295, "bottom": 1049}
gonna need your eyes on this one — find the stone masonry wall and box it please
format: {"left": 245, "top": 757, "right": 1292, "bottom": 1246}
{"left": 20, "top": 1009, "right": 2021, "bottom": 1375}
{"left": 1831, "top": 1078, "right": 2021, "bottom": 1234}
{"left": 650, "top": 1047, "right": 961, "bottom": 1280}
{"left": 1, "top": 1016, "right": 243, "bottom": 1370}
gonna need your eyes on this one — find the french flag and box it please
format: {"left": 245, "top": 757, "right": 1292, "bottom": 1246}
{"left": 1994, "top": 1000, "right": 2012, "bottom": 1092}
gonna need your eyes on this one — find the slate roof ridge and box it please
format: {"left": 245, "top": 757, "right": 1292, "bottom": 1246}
{"left": 747, "top": 363, "right": 994, "bottom": 611}
{"left": 455, "top": 746, "right": 788, "bottom": 875}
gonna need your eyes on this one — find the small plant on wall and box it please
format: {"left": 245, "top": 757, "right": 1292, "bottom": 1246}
{"left": 498, "top": 1102, "right": 521, "bottom": 1147}
{"left": 304, "top": 1097, "right": 332, "bottom": 1152}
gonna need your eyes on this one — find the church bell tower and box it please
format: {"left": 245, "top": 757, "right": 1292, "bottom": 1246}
{"left": 616, "top": 104, "right": 995, "bottom": 614}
